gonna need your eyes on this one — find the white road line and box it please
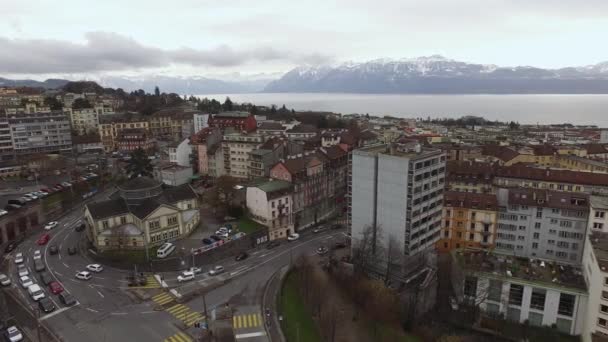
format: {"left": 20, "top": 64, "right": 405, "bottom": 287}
{"left": 63, "top": 234, "right": 69, "bottom": 242}
{"left": 54, "top": 271, "right": 62, "bottom": 276}
{"left": 140, "top": 311, "right": 156, "bottom": 314}
{"left": 85, "top": 307, "right": 99, "bottom": 313}
{"left": 96, "top": 290, "right": 104, "bottom": 298}
{"left": 62, "top": 262, "right": 70, "bottom": 268}
{"left": 235, "top": 332, "right": 266, "bottom": 339}
{"left": 110, "top": 312, "right": 127, "bottom": 315}
{"left": 39, "top": 306, "right": 73, "bottom": 321}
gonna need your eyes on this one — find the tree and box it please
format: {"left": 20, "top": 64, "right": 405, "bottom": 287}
{"left": 208, "top": 175, "right": 240, "bottom": 209}
{"left": 125, "top": 148, "right": 153, "bottom": 179}
{"left": 72, "top": 98, "right": 92, "bottom": 109}
{"left": 222, "top": 97, "right": 233, "bottom": 111}
{"left": 44, "top": 96, "right": 63, "bottom": 110}
{"left": 154, "top": 86, "right": 160, "bottom": 97}
{"left": 250, "top": 105, "right": 258, "bottom": 115}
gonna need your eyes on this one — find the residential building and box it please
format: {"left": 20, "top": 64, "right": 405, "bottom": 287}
{"left": 65, "top": 107, "right": 100, "bottom": 135}
{"left": 83, "top": 177, "right": 199, "bottom": 251}
{"left": 115, "top": 128, "right": 155, "bottom": 153}
{"left": 321, "top": 130, "right": 342, "bottom": 147}
{"left": 208, "top": 111, "right": 257, "bottom": 132}
{"left": 207, "top": 144, "right": 225, "bottom": 178}
{"left": 193, "top": 113, "right": 209, "bottom": 133}
{"left": 436, "top": 143, "right": 483, "bottom": 161}
{"left": 0, "top": 116, "right": 14, "bottom": 161}
{"left": 249, "top": 138, "right": 304, "bottom": 179}
{"left": 72, "top": 135, "right": 103, "bottom": 154}
{"left": 222, "top": 132, "right": 265, "bottom": 179}
{"left": 98, "top": 115, "right": 149, "bottom": 152}
{"left": 582, "top": 231, "right": 608, "bottom": 341}
{"left": 590, "top": 195, "right": 608, "bottom": 234}
{"left": 246, "top": 179, "right": 294, "bottom": 240}
{"left": 455, "top": 250, "right": 588, "bottom": 336}
{"left": 494, "top": 188, "right": 589, "bottom": 264}
{"left": 168, "top": 138, "right": 191, "bottom": 167}
{"left": 190, "top": 127, "right": 222, "bottom": 176}
{"left": 285, "top": 124, "right": 318, "bottom": 140}
{"left": 257, "top": 122, "right": 285, "bottom": 136}
{"left": 148, "top": 108, "right": 196, "bottom": 142}
{"left": 348, "top": 142, "right": 446, "bottom": 259}
{"left": 600, "top": 130, "right": 608, "bottom": 144}
{"left": 7, "top": 111, "right": 72, "bottom": 156}
{"left": 436, "top": 191, "right": 498, "bottom": 252}
{"left": 154, "top": 164, "right": 193, "bottom": 186}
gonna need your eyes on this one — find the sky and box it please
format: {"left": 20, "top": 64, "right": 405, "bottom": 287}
{"left": 1, "top": 0, "right": 608, "bottom": 80}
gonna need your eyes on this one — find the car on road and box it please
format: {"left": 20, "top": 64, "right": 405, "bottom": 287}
{"left": 317, "top": 246, "right": 329, "bottom": 255}
{"left": 61, "top": 182, "right": 72, "bottom": 188}
{"left": 75, "top": 271, "right": 92, "bottom": 280}
{"left": 24, "top": 193, "right": 38, "bottom": 200}
{"left": 14, "top": 252, "right": 24, "bottom": 264}
{"left": 177, "top": 271, "right": 195, "bottom": 283}
{"left": 33, "top": 250, "right": 42, "bottom": 260}
{"left": 38, "top": 297, "right": 56, "bottom": 313}
{"left": 39, "top": 272, "right": 53, "bottom": 286}
{"left": 67, "top": 247, "right": 77, "bottom": 255}
{"left": 19, "top": 276, "right": 33, "bottom": 288}
{"left": 266, "top": 241, "right": 280, "bottom": 249}
{"left": 189, "top": 266, "right": 203, "bottom": 274}
{"left": 37, "top": 233, "right": 50, "bottom": 245}
{"left": 75, "top": 223, "right": 86, "bottom": 232}
{"left": 58, "top": 292, "right": 77, "bottom": 306}
{"left": 17, "top": 265, "right": 28, "bottom": 277}
{"left": 333, "top": 242, "right": 347, "bottom": 250}
{"left": 18, "top": 196, "right": 32, "bottom": 203}
{"left": 312, "top": 226, "right": 326, "bottom": 233}
{"left": 287, "top": 233, "right": 300, "bottom": 241}
{"left": 44, "top": 221, "right": 58, "bottom": 230}
{"left": 49, "top": 245, "right": 59, "bottom": 255}
{"left": 49, "top": 281, "right": 64, "bottom": 295}
{"left": 235, "top": 252, "right": 248, "bottom": 261}
{"left": 4, "top": 326, "right": 23, "bottom": 342}
{"left": 86, "top": 264, "right": 103, "bottom": 273}
{"left": 28, "top": 284, "right": 45, "bottom": 301}
{"left": 208, "top": 266, "right": 224, "bottom": 276}
{"left": 0, "top": 273, "right": 11, "bottom": 286}
{"left": 202, "top": 238, "right": 213, "bottom": 245}
{"left": 4, "top": 243, "right": 16, "bottom": 254}
{"left": 0, "top": 209, "right": 7, "bottom": 217}
{"left": 210, "top": 235, "right": 222, "bottom": 242}
{"left": 34, "top": 259, "right": 46, "bottom": 272}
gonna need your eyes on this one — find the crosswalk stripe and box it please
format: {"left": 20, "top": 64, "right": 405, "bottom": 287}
{"left": 252, "top": 314, "right": 258, "bottom": 327}
{"left": 167, "top": 304, "right": 189, "bottom": 314}
{"left": 237, "top": 315, "right": 242, "bottom": 328}
{"left": 258, "top": 313, "right": 263, "bottom": 325}
{"left": 177, "top": 332, "right": 192, "bottom": 342}
{"left": 249, "top": 314, "right": 254, "bottom": 327}
{"left": 233, "top": 315, "right": 237, "bottom": 328}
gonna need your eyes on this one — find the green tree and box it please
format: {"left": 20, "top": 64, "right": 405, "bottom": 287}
{"left": 72, "top": 98, "right": 92, "bottom": 109}
{"left": 44, "top": 96, "right": 63, "bottom": 110}
{"left": 125, "top": 148, "right": 153, "bottom": 179}
{"left": 154, "top": 86, "right": 160, "bottom": 97}
{"left": 250, "top": 105, "right": 258, "bottom": 115}
{"left": 222, "top": 97, "right": 233, "bottom": 111}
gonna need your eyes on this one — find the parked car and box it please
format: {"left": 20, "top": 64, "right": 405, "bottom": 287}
{"left": 17, "top": 265, "right": 28, "bottom": 277}
{"left": 177, "top": 271, "right": 195, "bottom": 283}
{"left": 44, "top": 221, "right": 58, "bottom": 230}
{"left": 287, "top": 233, "right": 300, "bottom": 241}
{"left": 18, "top": 197, "right": 31, "bottom": 203}
{"left": 49, "top": 245, "right": 59, "bottom": 255}
{"left": 75, "top": 223, "right": 86, "bottom": 232}
{"left": 34, "top": 259, "right": 45, "bottom": 272}
{"left": 210, "top": 235, "right": 222, "bottom": 242}
{"left": 28, "top": 284, "right": 45, "bottom": 301}
{"left": 14, "top": 252, "right": 24, "bottom": 264}
{"left": 75, "top": 271, "right": 92, "bottom": 280}
{"left": 33, "top": 250, "right": 42, "bottom": 260}
{"left": 0, "top": 273, "right": 11, "bottom": 286}
{"left": 19, "top": 276, "right": 33, "bottom": 288}
{"left": 208, "top": 265, "right": 224, "bottom": 276}
{"left": 4, "top": 326, "right": 23, "bottom": 342}
{"left": 0, "top": 209, "right": 7, "bottom": 217}
{"left": 38, "top": 297, "right": 56, "bottom": 313}
{"left": 202, "top": 238, "right": 213, "bottom": 245}
{"left": 37, "top": 234, "right": 50, "bottom": 245}
{"left": 4, "top": 243, "right": 16, "bottom": 254}
{"left": 333, "top": 242, "right": 347, "bottom": 250}
{"left": 58, "top": 292, "right": 77, "bottom": 306}
{"left": 189, "top": 266, "right": 203, "bottom": 274}
{"left": 5, "top": 204, "right": 21, "bottom": 211}
{"left": 49, "top": 281, "right": 64, "bottom": 295}
{"left": 61, "top": 182, "right": 72, "bottom": 188}
{"left": 86, "top": 264, "right": 103, "bottom": 273}
{"left": 67, "top": 247, "right": 77, "bottom": 255}
{"left": 235, "top": 252, "right": 248, "bottom": 261}
{"left": 39, "top": 272, "right": 53, "bottom": 286}
{"left": 266, "top": 241, "right": 280, "bottom": 249}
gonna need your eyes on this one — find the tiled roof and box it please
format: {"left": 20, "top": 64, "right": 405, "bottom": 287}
{"left": 585, "top": 144, "right": 608, "bottom": 155}
{"left": 286, "top": 124, "right": 318, "bottom": 133}
{"left": 213, "top": 111, "right": 250, "bottom": 118}
{"left": 496, "top": 165, "right": 608, "bottom": 186}
{"left": 481, "top": 145, "right": 520, "bottom": 162}
{"left": 87, "top": 199, "right": 129, "bottom": 220}
{"left": 160, "top": 184, "right": 197, "bottom": 203}
{"left": 506, "top": 188, "right": 589, "bottom": 211}
{"left": 444, "top": 191, "right": 498, "bottom": 210}
{"left": 118, "top": 177, "right": 161, "bottom": 191}
{"left": 258, "top": 122, "right": 284, "bottom": 131}
{"left": 255, "top": 179, "right": 292, "bottom": 193}
{"left": 320, "top": 145, "right": 347, "bottom": 160}
{"left": 532, "top": 144, "right": 557, "bottom": 156}
{"left": 129, "top": 198, "right": 164, "bottom": 219}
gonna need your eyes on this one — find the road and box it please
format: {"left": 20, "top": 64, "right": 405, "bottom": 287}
{"left": 2, "top": 187, "right": 347, "bottom": 342}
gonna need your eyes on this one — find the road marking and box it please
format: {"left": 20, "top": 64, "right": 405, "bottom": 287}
{"left": 85, "top": 307, "right": 99, "bottom": 313}
{"left": 164, "top": 332, "right": 192, "bottom": 342}
{"left": 140, "top": 311, "right": 156, "bottom": 314}
{"left": 39, "top": 306, "right": 73, "bottom": 321}
{"left": 235, "top": 332, "right": 266, "bottom": 339}
{"left": 54, "top": 271, "right": 62, "bottom": 276}
{"left": 58, "top": 253, "right": 62, "bottom": 260}
{"left": 96, "top": 290, "right": 104, "bottom": 298}
{"left": 152, "top": 292, "right": 174, "bottom": 305}
{"left": 63, "top": 234, "right": 69, "bottom": 242}
{"left": 110, "top": 312, "right": 127, "bottom": 315}
{"left": 62, "top": 262, "right": 70, "bottom": 269}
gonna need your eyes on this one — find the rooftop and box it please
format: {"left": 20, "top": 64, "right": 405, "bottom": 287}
{"left": 118, "top": 177, "right": 162, "bottom": 191}
{"left": 444, "top": 191, "right": 498, "bottom": 210}
{"left": 591, "top": 195, "right": 608, "bottom": 210}
{"left": 354, "top": 143, "right": 442, "bottom": 160}
{"left": 254, "top": 179, "right": 292, "bottom": 193}
{"left": 503, "top": 188, "right": 589, "bottom": 211}
{"left": 213, "top": 111, "right": 251, "bottom": 118}
{"left": 454, "top": 250, "right": 586, "bottom": 291}
{"left": 589, "top": 231, "right": 608, "bottom": 273}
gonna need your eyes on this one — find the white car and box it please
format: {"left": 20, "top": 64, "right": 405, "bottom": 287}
{"left": 0, "top": 209, "right": 8, "bottom": 217}
{"left": 44, "top": 221, "right": 58, "bottom": 230}
{"left": 33, "top": 250, "right": 42, "bottom": 260}
{"left": 0, "top": 273, "right": 11, "bottom": 286}
{"left": 17, "top": 265, "right": 29, "bottom": 277}
{"left": 14, "top": 253, "right": 24, "bottom": 264}
{"left": 5, "top": 326, "right": 23, "bottom": 342}
{"left": 189, "top": 266, "right": 203, "bottom": 274}
{"left": 287, "top": 233, "right": 300, "bottom": 241}
{"left": 19, "top": 276, "right": 33, "bottom": 288}
{"left": 177, "top": 271, "right": 195, "bottom": 283}
{"left": 86, "top": 264, "right": 104, "bottom": 273}
{"left": 20, "top": 196, "right": 32, "bottom": 202}
{"left": 28, "top": 284, "right": 45, "bottom": 301}
{"left": 75, "top": 271, "right": 92, "bottom": 280}
{"left": 208, "top": 266, "right": 224, "bottom": 276}
{"left": 24, "top": 193, "right": 38, "bottom": 200}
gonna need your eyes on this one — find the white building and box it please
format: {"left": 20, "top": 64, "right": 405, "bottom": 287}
{"left": 168, "top": 138, "right": 191, "bottom": 167}
{"left": 155, "top": 164, "right": 193, "bottom": 186}
{"left": 589, "top": 195, "right": 608, "bottom": 233}
{"left": 582, "top": 232, "right": 608, "bottom": 341}
{"left": 222, "top": 132, "right": 264, "bottom": 179}
{"left": 349, "top": 142, "right": 446, "bottom": 260}
{"left": 246, "top": 179, "right": 294, "bottom": 240}
{"left": 600, "top": 130, "right": 608, "bottom": 144}
{"left": 193, "top": 113, "right": 209, "bottom": 133}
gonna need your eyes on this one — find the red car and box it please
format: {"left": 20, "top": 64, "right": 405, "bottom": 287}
{"left": 49, "top": 281, "right": 63, "bottom": 294}
{"left": 37, "top": 233, "right": 50, "bottom": 245}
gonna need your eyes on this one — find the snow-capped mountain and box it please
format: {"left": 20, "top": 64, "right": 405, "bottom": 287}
{"left": 96, "top": 75, "right": 273, "bottom": 94}
{"left": 264, "top": 56, "right": 608, "bottom": 94}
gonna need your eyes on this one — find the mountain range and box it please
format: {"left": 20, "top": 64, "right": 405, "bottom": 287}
{"left": 263, "top": 55, "right": 608, "bottom": 94}
{"left": 4, "top": 56, "right": 608, "bottom": 94}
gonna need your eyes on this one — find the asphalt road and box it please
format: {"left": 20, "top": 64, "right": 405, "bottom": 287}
{"left": 3, "top": 187, "right": 347, "bottom": 342}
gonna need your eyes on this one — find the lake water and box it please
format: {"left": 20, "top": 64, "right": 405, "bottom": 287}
{"left": 196, "top": 93, "right": 608, "bottom": 127}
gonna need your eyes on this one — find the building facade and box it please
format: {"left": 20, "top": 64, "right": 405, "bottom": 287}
{"left": 582, "top": 232, "right": 608, "bottom": 341}
{"left": 66, "top": 108, "right": 100, "bottom": 135}
{"left": 193, "top": 113, "right": 209, "bottom": 133}
{"left": 208, "top": 112, "right": 257, "bottom": 132}
{"left": 115, "top": 128, "right": 155, "bottom": 153}
{"left": 246, "top": 179, "right": 294, "bottom": 240}
{"left": 222, "top": 132, "right": 264, "bottom": 179}
{"left": 7, "top": 111, "right": 72, "bottom": 156}
{"left": 98, "top": 116, "right": 149, "bottom": 152}
{"left": 168, "top": 138, "right": 191, "bottom": 167}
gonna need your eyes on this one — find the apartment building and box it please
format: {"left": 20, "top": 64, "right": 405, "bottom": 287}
{"left": 246, "top": 179, "right": 294, "bottom": 240}
{"left": 589, "top": 195, "right": 608, "bottom": 233}
{"left": 436, "top": 191, "right": 498, "bottom": 252}
{"left": 0, "top": 116, "right": 14, "bottom": 161}
{"left": 582, "top": 231, "right": 608, "bottom": 341}
{"left": 349, "top": 142, "right": 446, "bottom": 259}
{"left": 7, "top": 111, "right": 72, "bottom": 156}
{"left": 115, "top": 128, "right": 155, "bottom": 153}
{"left": 98, "top": 115, "right": 149, "bottom": 152}
{"left": 494, "top": 188, "right": 589, "bottom": 264}
{"left": 167, "top": 138, "right": 191, "bottom": 167}
{"left": 148, "top": 109, "right": 195, "bottom": 141}
{"left": 65, "top": 107, "right": 100, "bottom": 135}
{"left": 208, "top": 111, "right": 257, "bottom": 133}
{"left": 249, "top": 138, "right": 304, "bottom": 179}
{"left": 190, "top": 127, "right": 222, "bottom": 176}
{"left": 193, "top": 113, "right": 209, "bottom": 133}
{"left": 222, "top": 132, "right": 265, "bottom": 179}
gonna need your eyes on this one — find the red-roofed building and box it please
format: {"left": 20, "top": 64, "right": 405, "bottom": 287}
{"left": 208, "top": 111, "right": 257, "bottom": 132}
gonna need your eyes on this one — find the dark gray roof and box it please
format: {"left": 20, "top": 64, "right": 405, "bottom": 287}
{"left": 118, "top": 177, "right": 161, "bottom": 191}
{"left": 160, "top": 184, "right": 197, "bottom": 204}
{"left": 129, "top": 198, "right": 163, "bottom": 219}
{"left": 87, "top": 199, "right": 129, "bottom": 220}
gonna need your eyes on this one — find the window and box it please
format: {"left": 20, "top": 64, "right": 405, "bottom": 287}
{"left": 558, "top": 293, "right": 575, "bottom": 317}
{"left": 532, "top": 242, "right": 539, "bottom": 249}
{"left": 271, "top": 201, "right": 275, "bottom": 208}
{"left": 519, "top": 225, "right": 526, "bottom": 231}
{"left": 102, "top": 220, "right": 109, "bottom": 229}
{"left": 596, "top": 211, "right": 606, "bottom": 219}
{"left": 601, "top": 305, "right": 608, "bottom": 314}
{"left": 599, "top": 318, "right": 608, "bottom": 328}
{"left": 149, "top": 220, "right": 160, "bottom": 230}
{"left": 530, "top": 289, "right": 546, "bottom": 311}
{"left": 603, "top": 291, "right": 608, "bottom": 300}
{"left": 464, "top": 276, "right": 478, "bottom": 297}
{"left": 167, "top": 216, "right": 178, "bottom": 226}
{"left": 509, "top": 284, "right": 524, "bottom": 306}
{"left": 536, "top": 208, "right": 543, "bottom": 218}
{"left": 535, "top": 222, "right": 541, "bottom": 229}
{"left": 528, "top": 312, "right": 544, "bottom": 327}
{"left": 552, "top": 208, "right": 559, "bottom": 214}
{"left": 120, "top": 216, "right": 127, "bottom": 224}
{"left": 520, "top": 215, "right": 527, "bottom": 220}
{"left": 550, "top": 218, "right": 558, "bottom": 224}
{"left": 533, "top": 232, "right": 539, "bottom": 239}
{"left": 594, "top": 222, "right": 604, "bottom": 230}
{"left": 604, "top": 277, "right": 608, "bottom": 286}
{"left": 469, "top": 233, "right": 474, "bottom": 240}
{"left": 470, "top": 223, "right": 475, "bottom": 230}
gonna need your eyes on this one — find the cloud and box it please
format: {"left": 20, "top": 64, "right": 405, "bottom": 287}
{"left": 0, "top": 31, "right": 332, "bottom": 74}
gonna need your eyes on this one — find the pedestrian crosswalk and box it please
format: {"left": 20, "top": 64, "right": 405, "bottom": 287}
{"left": 166, "top": 304, "right": 205, "bottom": 327}
{"left": 164, "top": 332, "right": 192, "bottom": 342}
{"left": 145, "top": 275, "right": 161, "bottom": 288}
{"left": 233, "top": 313, "right": 263, "bottom": 329}
{"left": 152, "top": 292, "right": 174, "bottom": 306}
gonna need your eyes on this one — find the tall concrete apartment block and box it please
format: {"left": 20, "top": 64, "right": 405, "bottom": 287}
{"left": 7, "top": 110, "right": 72, "bottom": 156}
{"left": 349, "top": 142, "right": 446, "bottom": 258}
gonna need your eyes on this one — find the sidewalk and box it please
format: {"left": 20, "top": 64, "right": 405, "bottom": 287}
{"left": 262, "top": 265, "right": 289, "bottom": 342}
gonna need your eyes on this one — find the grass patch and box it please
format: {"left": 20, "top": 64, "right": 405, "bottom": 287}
{"left": 368, "top": 321, "right": 421, "bottom": 342}
{"left": 279, "top": 271, "right": 321, "bottom": 342}
{"left": 98, "top": 246, "right": 157, "bottom": 264}
{"left": 236, "top": 217, "right": 263, "bottom": 234}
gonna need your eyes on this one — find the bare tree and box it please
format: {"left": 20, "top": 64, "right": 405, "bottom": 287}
{"left": 351, "top": 224, "right": 384, "bottom": 274}
{"left": 383, "top": 235, "right": 402, "bottom": 286}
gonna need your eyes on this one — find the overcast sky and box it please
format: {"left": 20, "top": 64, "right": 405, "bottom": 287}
{"left": 2, "top": 0, "right": 608, "bottom": 80}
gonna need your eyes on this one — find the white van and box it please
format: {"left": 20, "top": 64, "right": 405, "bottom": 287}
{"left": 156, "top": 242, "right": 175, "bottom": 259}
{"left": 28, "top": 284, "right": 45, "bottom": 301}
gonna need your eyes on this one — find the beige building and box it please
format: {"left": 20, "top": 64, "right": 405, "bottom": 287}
{"left": 222, "top": 131, "right": 265, "bottom": 179}
{"left": 84, "top": 177, "right": 199, "bottom": 251}
{"left": 65, "top": 107, "right": 100, "bottom": 135}
{"left": 98, "top": 116, "right": 149, "bottom": 152}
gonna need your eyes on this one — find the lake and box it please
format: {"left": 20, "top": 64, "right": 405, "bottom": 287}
{"left": 196, "top": 93, "right": 608, "bottom": 127}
